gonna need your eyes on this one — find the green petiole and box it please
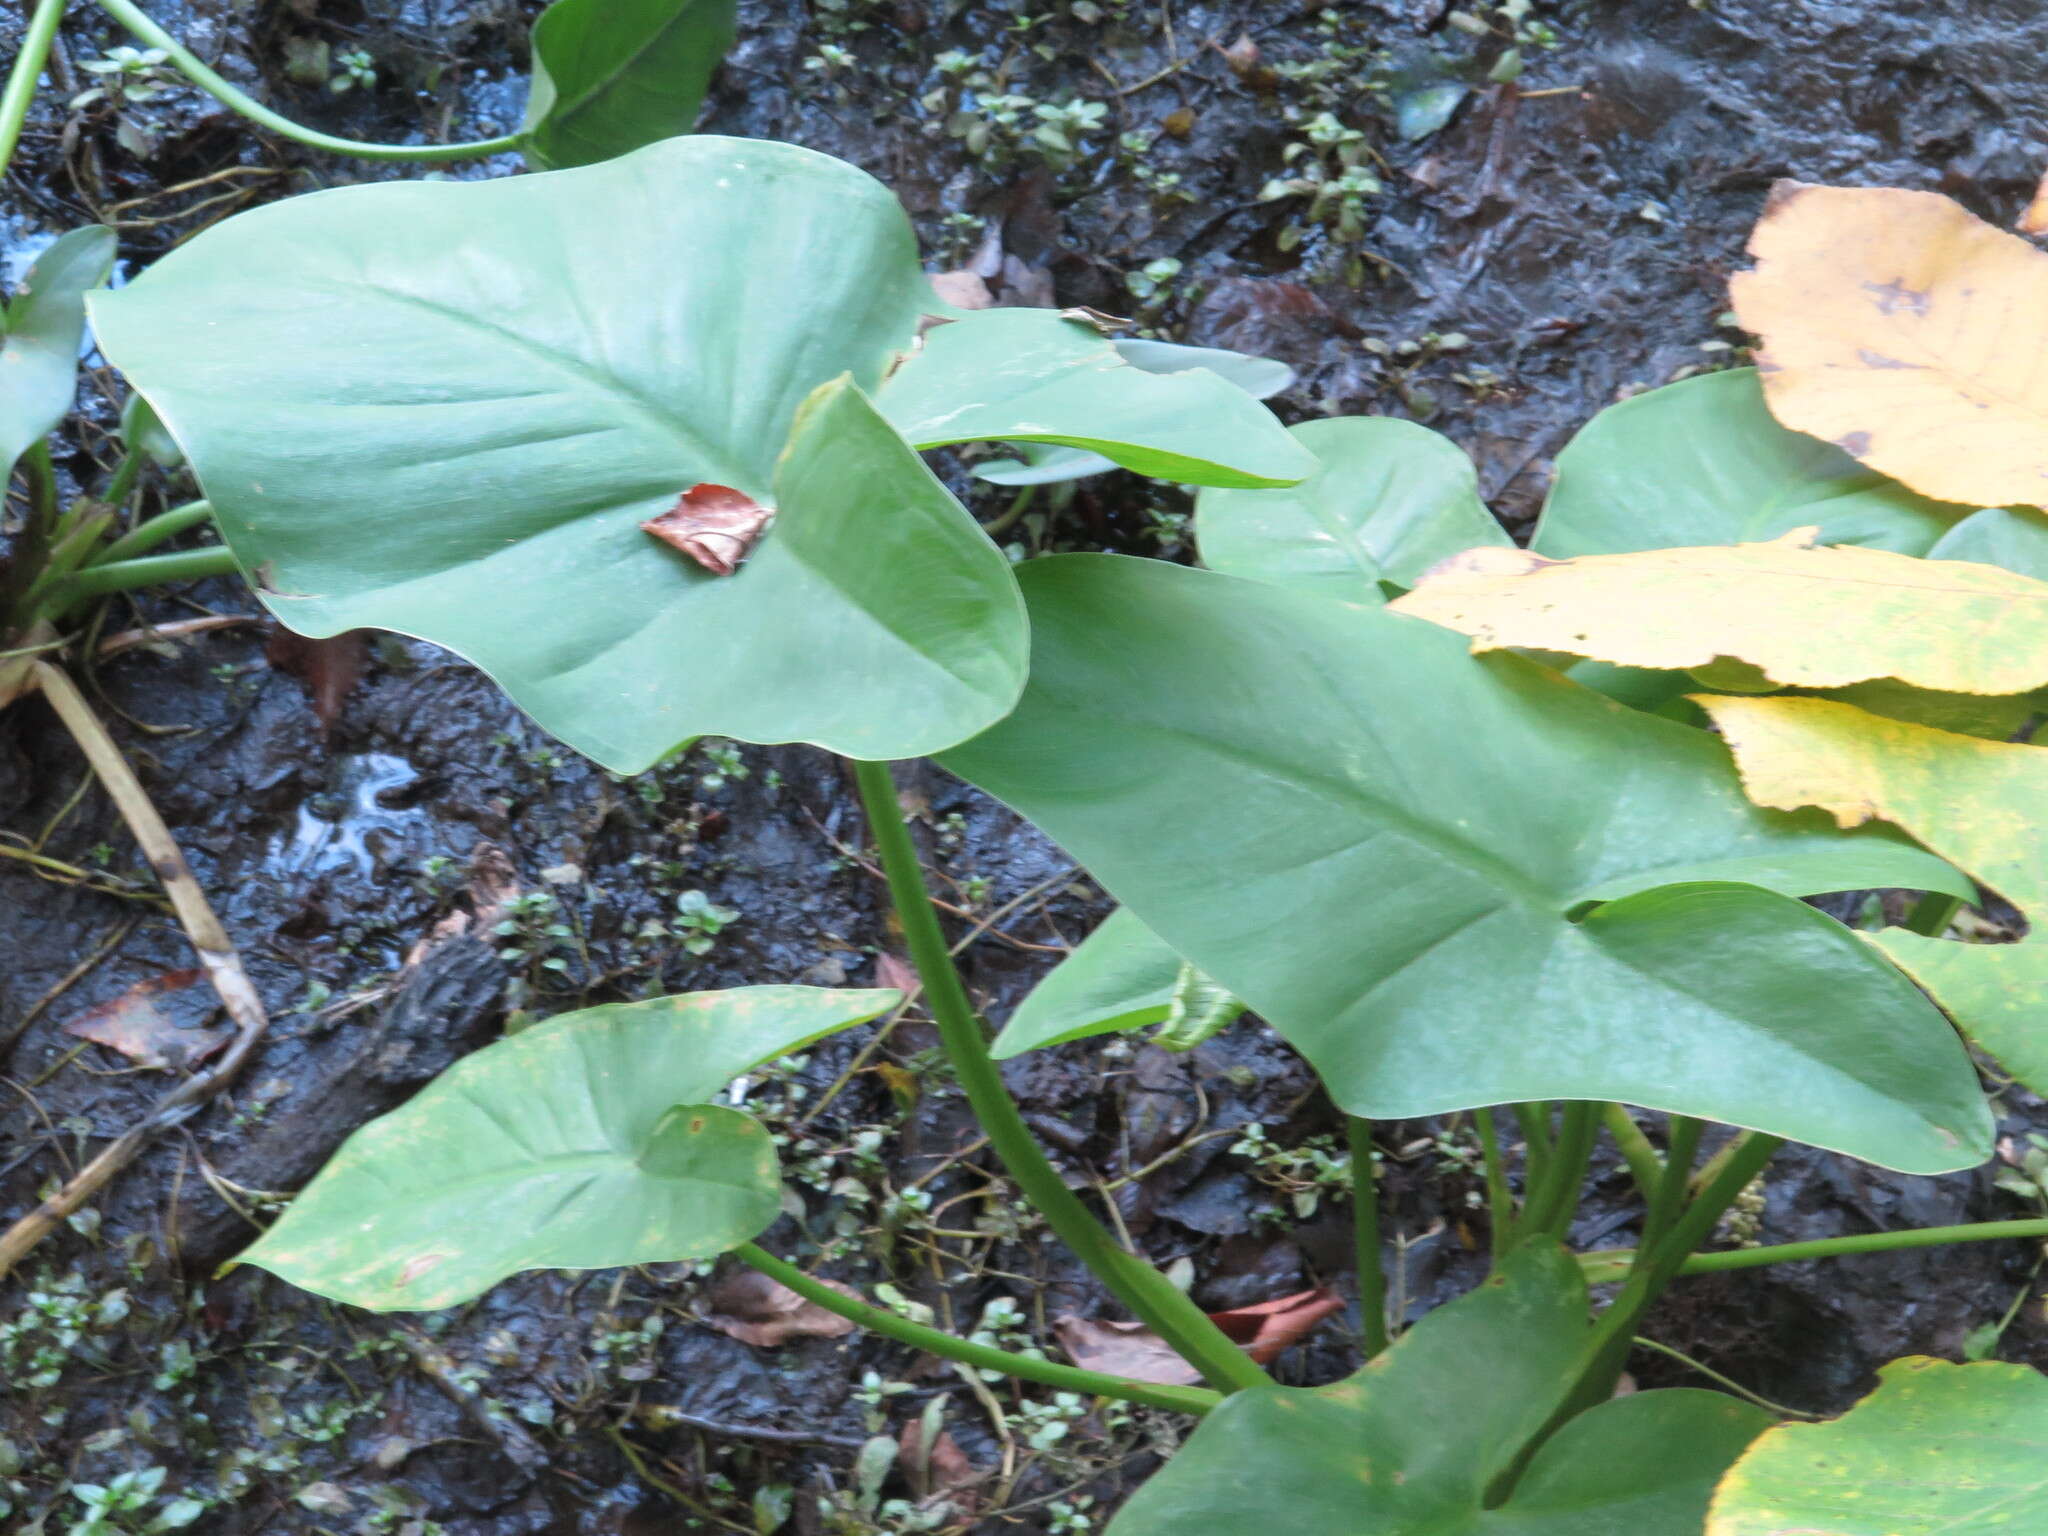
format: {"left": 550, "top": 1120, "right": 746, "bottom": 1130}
{"left": 92, "top": 0, "right": 522, "bottom": 163}
{"left": 849, "top": 757, "right": 1273, "bottom": 1394}
{"left": 733, "top": 1241, "right": 1223, "bottom": 1417}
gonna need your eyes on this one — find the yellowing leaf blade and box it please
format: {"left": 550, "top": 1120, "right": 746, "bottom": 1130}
{"left": 1731, "top": 181, "right": 2048, "bottom": 509}
{"left": 1695, "top": 692, "right": 2048, "bottom": 1096}
{"left": 1390, "top": 530, "right": 2048, "bottom": 695}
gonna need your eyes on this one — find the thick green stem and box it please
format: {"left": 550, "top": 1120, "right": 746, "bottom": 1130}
{"left": 850, "top": 758, "right": 1271, "bottom": 1393}
{"left": 1639, "top": 1115, "right": 1702, "bottom": 1252}
{"left": 1600, "top": 1103, "right": 1662, "bottom": 1204}
{"left": 1523, "top": 1101, "right": 1597, "bottom": 1239}
{"left": 1348, "top": 1116, "right": 1389, "bottom": 1359}
{"left": 87, "top": 499, "right": 213, "bottom": 567}
{"left": 50, "top": 544, "right": 237, "bottom": 607}
{"left": 92, "top": 0, "right": 522, "bottom": 163}
{"left": 1512, "top": 1101, "right": 1554, "bottom": 1174}
{"left": 1905, "top": 890, "right": 1963, "bottom": 938}
{"left": 1675, "top": 1217, "right": 2048, "bottom": 1275}
{"left": 1575, "top": 1133, "right": 1783, "bottom": 1401}
{"left": 23, "top": 442, "right": 60, "bottom": 535}
{"left": 1474, "top": 1106, "right": 1512, "bottom": 1261}
{"left": 1489, "top": 1130, "right": 1786, "bottom": 1508}
{"left": 733, "top": 1242, "right": 1221, "bottom": 1416}
{"left": 0, "top": 0, "right": 66, "bottom": 184}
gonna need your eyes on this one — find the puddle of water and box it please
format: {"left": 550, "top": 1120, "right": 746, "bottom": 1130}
{"left": 264, "top": 751, "right": 431, "bottom": 878}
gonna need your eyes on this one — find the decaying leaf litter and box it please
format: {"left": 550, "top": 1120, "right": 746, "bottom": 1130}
{"left": 12, "top": 1, "right": 2048, "bottom": 1532}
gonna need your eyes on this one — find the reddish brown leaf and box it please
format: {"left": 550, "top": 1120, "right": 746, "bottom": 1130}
{"left": 641, "top": 484, "right": 775, "bottom": 576}
{"left": 702, "top": 1269, "right": 859, "bottom": 1347}
{"left": 1206, "top": 1286, "right": 1345, "bottom": 1365}
{"left": 1054, "top": 1285, "right": 1344, "bottom": 1384}
{"left": 265, "top": 628, "right": 367, "bottom": 733}
{"left": 63, "top": 969, "right": 228, "bottom": 1069}
{"left": 900, "top": 1418, "right": 984, "bottom": 1508}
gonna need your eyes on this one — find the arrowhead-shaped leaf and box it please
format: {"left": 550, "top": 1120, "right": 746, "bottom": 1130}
{"left": 240, "top": 986, "right": 897, "bottom": 1311}
{"left": 942, "top": 556, "right": 1990, "bottom": 1171}
{"left": 1111, "top": 1244, "right": 1772, "bottom": 1536}
{"left": 2, "top": 226, "right": 115, "bottom": 480}
{"left": 92, "top": 138, "right": 1305, "bottom": 770}
{"left": 1531, "top": 368, "right": 1972, "bottom": 559}
{"left": 522, "top": 0, "right": 739, "bottom": 170}
{"left": 1709, "top": 1357, "right": 2048, "bottom": 1536}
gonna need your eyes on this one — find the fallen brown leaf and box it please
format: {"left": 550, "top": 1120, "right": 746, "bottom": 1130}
{"left": 265, "top": 628, "right": 367, "bottom": 733}
{"left": 1207, "top": 1286, "right": 1346, "bottom": 1365}
{"left": 641, "top": 484, "right": 775, "bottom": 576}
{"left": 64, "top": 969, "right": 228, "bottom": 1070}
{"left": 900, "top": 1417, "right": 984, "bottom": 1511}
{"left": 1054, "top": 1285, "right": 1344, "bottom": 1385}
{"left": 703, "top": 1269, "right": 859, "bottom": 1347}
{"left": 1053, "top": 1315, "right": 1202, "bottom": 1385}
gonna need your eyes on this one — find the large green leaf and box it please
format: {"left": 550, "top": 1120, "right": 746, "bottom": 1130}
{"left": 2, "top": 226, "right": 115, "bottom": 481}
{"left": 878, "top": 309, "right": 1314, "bottom": 490}
{"left": 995, "top": 906, "right": 1184, "bottom": 1056}
{"left": 1196, "top": 416, "right": 1508, "bottom": 602}
{"left": 241, "top": 986, "right": 897, "bottom": 1311}
{"left": 942, "top": 556, "right": 1991, "bottom": 1172}
{"left": 1532, "top": 368, "right": 1974, "bottom": 558}
{"left": 521, "top": 0, "right": 739, "bottom": 170}
{"left": 1708, "top": 1357, "right": 2048, "bottom": 1536}
{"left": 91, "top": 139, "right": 997, "bottom": 770}
{"left": 94, "top": 138, "right": 1306, "bottom": 770}
{"left": 1111, "top": 1244, "right": 1771, "bottom": 1536}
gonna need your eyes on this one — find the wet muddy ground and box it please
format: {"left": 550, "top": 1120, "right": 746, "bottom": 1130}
{"left": 6, "top": 1, "right": 2048, "bottom": 1531}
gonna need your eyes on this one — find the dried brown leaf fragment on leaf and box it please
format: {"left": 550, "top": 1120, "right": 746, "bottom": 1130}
{"left": 1731, "top": 180, "right": 2048, "bottom": 508}
{"left": 64, "top": 969, "right": 229, "bottom": 1069}
{"left": 703, "top": 1268, "right": 859, "bottom": 1347}
{"left": 641, "top": 483, "right": 775, "bottom": 576}
{"left": 1055, "top": 1285, "right": 1344, "bottom": 1384}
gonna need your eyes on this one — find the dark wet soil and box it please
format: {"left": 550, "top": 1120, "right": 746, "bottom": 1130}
{"left": 7, "top": 1, "right": 2048, "bottom": 1531}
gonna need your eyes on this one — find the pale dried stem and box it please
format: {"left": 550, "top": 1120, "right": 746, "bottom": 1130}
{"left": 0, "top": 662, "right": 272, "bottom": 1278}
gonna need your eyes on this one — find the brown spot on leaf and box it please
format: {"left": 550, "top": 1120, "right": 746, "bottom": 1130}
{"left": 641, "top": 484, "right": 774, "bottom": 577}
{"left": 396, "top": 1253, "right": 448, "bottom": 1287}
{"left": 1834, "top": 430, "right": 1874, "bottom": 456}
{"left": 1862, "top": 277, "right": 1931, "bottom": 317}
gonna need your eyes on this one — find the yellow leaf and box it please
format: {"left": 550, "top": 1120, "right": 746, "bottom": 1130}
{"left": 1697, "top": 692, "right": 2048, "bottom": 1092}
{"left": 1388, "top": 530, "right": 2048, "bottom": 695}
{"left": 1731, "top": 181, "right": 2048, "bottom": 509}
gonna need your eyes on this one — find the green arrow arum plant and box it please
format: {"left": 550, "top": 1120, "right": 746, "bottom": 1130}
{"left": 14, "top": 77, "right": 2048, "bottom": 1529}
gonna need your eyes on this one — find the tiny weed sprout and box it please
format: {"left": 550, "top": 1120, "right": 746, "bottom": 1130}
{"left": 10, "top": 0, "right": 2048, "bottom": 1525}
